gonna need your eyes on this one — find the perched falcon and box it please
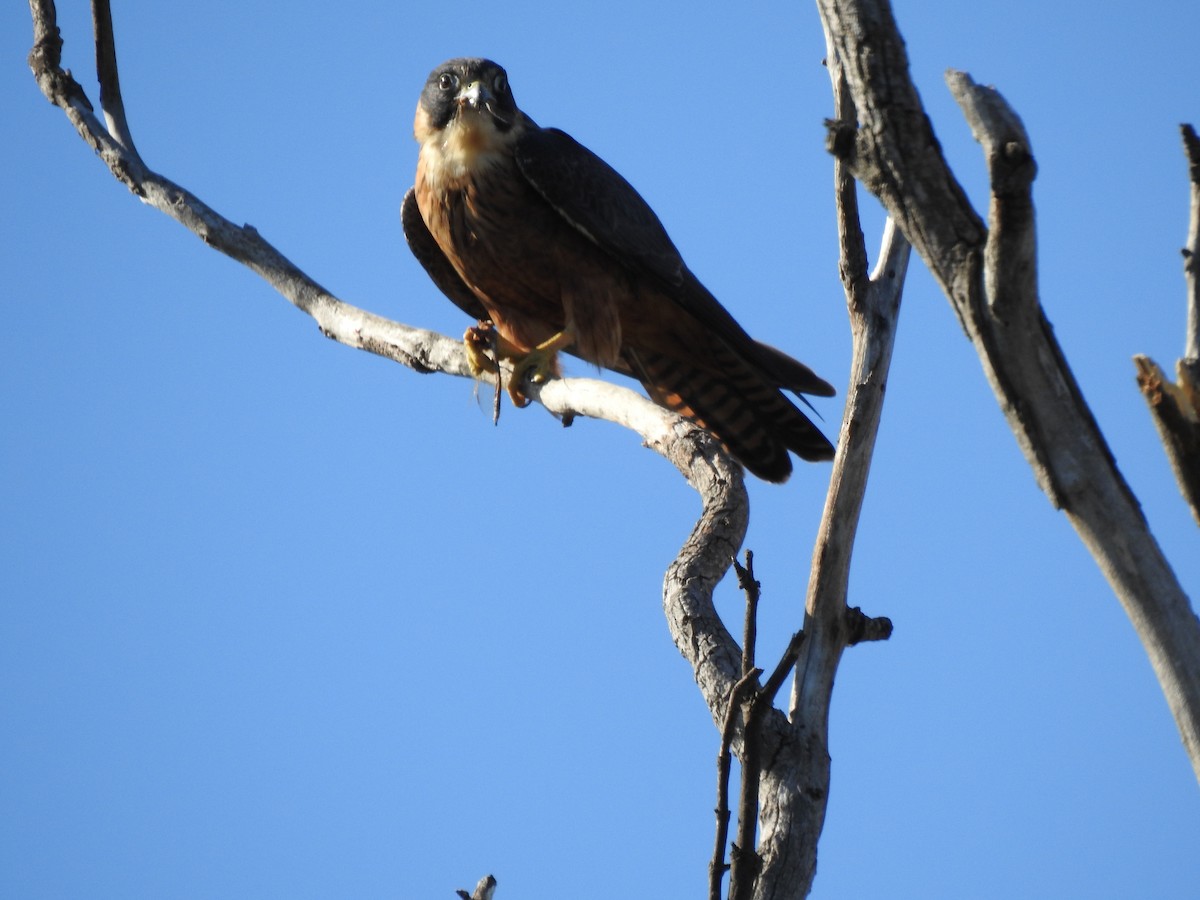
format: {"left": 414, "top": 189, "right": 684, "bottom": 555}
{"left": 402, "top": 57, "right": 836, "bottom": 482}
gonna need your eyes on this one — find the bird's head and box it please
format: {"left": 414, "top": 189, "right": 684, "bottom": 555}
{"left": 413, "top": 57, "right": 522, "bottom": 156}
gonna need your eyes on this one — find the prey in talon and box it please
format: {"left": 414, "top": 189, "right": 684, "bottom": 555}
{"left": 463, "top": 320, "right": 563, "bottom": 408}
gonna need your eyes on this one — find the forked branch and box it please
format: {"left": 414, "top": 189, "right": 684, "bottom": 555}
{"left": 712, "top": 551, "right": 810, "bottom": 900}
{"left": 1134, "top": 124, "right": 1200, "bottom": 525}
{"left": 28, "top": 4, "right": 915, "bottom": 899}
{"left": 817, "top": 0, "right": 1200, "bottom": 783}
{"left": 28, "top": 2, "right": 755, "bottom": 891}
{"left": 717, "top": 29, "right": 910, "bottom": 897}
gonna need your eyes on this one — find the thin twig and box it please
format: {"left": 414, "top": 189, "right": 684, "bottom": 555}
{"left": 1182, "top": 123, "right": 1200, "bottom": 370}
{"left": 727, "top": 606, "right": 806, "bottom": 899}
{"left": 1134, "top": 353, "right": 1200, "bottom": 525}
{"left": 90, "top": 0, "right": 136, "bottom": 153}
{"left": 733, "top": 550, "right": 759, "bottom": 675}
{"left": 728, "top": 634, "right": 805, "bottom": 900}
{"left": 762, "top": 632, "right": 805, "bottom": 703}
{"left": 728, "top": 705, "right": 763, "bottom": 898}
{"left": 710, "top": 668, "right": 761, "bottom": 900}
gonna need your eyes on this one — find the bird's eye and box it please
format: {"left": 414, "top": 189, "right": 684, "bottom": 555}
{"left": 492, "top": 73, "right": 508, "bottom": 95}
{"left": 438, "top": 72, "right": 458, "bottom": 92}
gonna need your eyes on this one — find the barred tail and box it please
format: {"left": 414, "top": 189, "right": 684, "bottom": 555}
{"left": 625, "top": 346, "right": 834, "bottom": 483}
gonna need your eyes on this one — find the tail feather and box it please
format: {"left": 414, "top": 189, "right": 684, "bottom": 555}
{"left": 626, "top": 345, "right": 834, "bottom": 483}
{"left": 752, "top": 340, "right": 837, "bottom": 397}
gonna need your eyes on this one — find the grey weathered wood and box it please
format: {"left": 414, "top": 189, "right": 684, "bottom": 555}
{"left": 27, "top": 4, "right": 911, "bottom": 898}
{"left": 1134, "top": 125, "right": 1200, "bottom": 525}
{"left": 817, "top": 0, "right": 1200, "bottom": 785}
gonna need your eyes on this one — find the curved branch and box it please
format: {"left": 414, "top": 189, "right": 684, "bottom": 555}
{"left": 27, "top": 0, "right": 752, "bottom": 743}
{"left": 29, "top": 0, "right": 470, "bottom": 379}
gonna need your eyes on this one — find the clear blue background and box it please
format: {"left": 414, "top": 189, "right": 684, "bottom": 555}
{"left": 4, "top": 2, "right": 1198, "bottom": 897}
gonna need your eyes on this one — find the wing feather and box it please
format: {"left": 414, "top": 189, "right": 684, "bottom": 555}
{"left": 513, "top": 127, "right": 685, "bottom": 286}
{"left": 514, "top": 129, "right": 835, "bottom": 401}
{"left": 401, "top": 187, "right": 488, "bottom": 322}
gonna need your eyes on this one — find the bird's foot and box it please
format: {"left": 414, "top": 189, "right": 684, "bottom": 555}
{"left": 507, "top": 328, "right": 575, "bottom": 406}
{"left": 463, "top": 322, "right": 572, "bottom": 408}
{"left": 463, "top": 322, "right": 503, "bottom": 377}
{"left": 506, "top": 346, "right": 558, "bottom": 408}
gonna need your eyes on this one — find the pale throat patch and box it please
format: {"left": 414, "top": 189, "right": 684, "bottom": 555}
{"left": 416, "top": 105, "right": 518, "bottom": 193}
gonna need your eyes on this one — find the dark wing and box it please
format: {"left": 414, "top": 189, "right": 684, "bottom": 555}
{"left": 401, "top": 187, "right": 488, "bottom": 322}
{"left": 513, "top": 127, "right": 686, "bottom": 287}
{"left": 514, "top": 128, "right": 835, "bottom": 399}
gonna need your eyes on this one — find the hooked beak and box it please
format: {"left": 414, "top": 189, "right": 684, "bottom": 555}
{"left": 456, "top": 80, "right": 510, "bottom": 127}
{"left": 457, "top": 81, "right": 490, "bottom": 109}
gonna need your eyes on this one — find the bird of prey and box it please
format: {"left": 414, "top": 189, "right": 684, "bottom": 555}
{"left": 401, "top": 57, "right": 836, "bottom": 482}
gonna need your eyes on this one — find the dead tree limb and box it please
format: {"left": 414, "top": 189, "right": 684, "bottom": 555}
{"left": 26, "top": 0, "right": 748, "bottom": 497}
{"left": 27, "top": 3, "right": 910, "bottom": 898}
{"left": 730, "top": 26, "right": 910, "bottom": 895}
{"left": 714, "top": 557, "right": 810, "bottom": 900}
{"left": 456, "top": 874, "right": 497, "bottom": 900}
{"left": 711, "top": 667, "right": 762, "bottom": 900}
{"left": 1134, "top": 124, "right": 1200, "bottom": 526}
{"left": 816, "top": 0, "right": 1200, "bottom": 784}
{"left": 27, "top": 0, "right": 756, "bottom": 880}
{"left": 1182, "top": 124, "right": 1200, "bottom": 378}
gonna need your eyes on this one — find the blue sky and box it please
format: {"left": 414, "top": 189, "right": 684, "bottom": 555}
{"left": 4, "top": 1, "right": 1199, "bottom": 897}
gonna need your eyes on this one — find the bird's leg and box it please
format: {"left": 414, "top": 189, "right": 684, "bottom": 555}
{"left": 464, "top": 321, "right": 519, "bottom": 377}
{"left": 463, "top": 321, "right": 574, "bottom": 408}
{"left": 506, "top": 328, "right": 574, "bottom": 407}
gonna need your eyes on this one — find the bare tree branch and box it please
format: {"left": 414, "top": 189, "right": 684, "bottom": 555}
{"left": 456, "top": 874, "right": 497, "bottom": 900}
{"left": 723, "top": 571, "right": 807, "bottom": 900}
{"left": 735, "top": 551, "right": 761, "bottom": 675}
{"left": 1183, "top": 124, "right": 1200, "bottom": 369}
{"left": 729, "top": 551, "right": 764, "bottom": 900}
{"left": 29, "top": 0, "right": 471, "bottom": 380}
{"left": 90, "top": 0, "right": 135, "bottom": 153}
{"left": 711, "top": 668, "right": 761, "bottom": 900}
{"left": 817, "top": 0, "right": 1200, "bottom": 785}
{"left": 1135, "top": 356, "right": 1200, "bottom": 526}
{"left": 26, "top": 0, "right": 750, "bottom": 529}
{"left": 733, "top": 629, "right": 807, "bottom": 900}
{"left": 716, "top": 553, "right": 812, "bottom": 900}
{"left": 27, "top": 4, "right": 914, "bottom": 898}
{"left": 26, "top": 0, "right": 759, "bottom": 871}
{"left": 1134, "top": 124, "right": 1200, "bottom": 526}
{"left": 718, "top": 27, "right": 910, "bottom": 896}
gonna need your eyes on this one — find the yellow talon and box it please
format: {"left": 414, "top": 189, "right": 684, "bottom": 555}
{"left": 462, "top": 322, "right": 575, "bottom": 408}
{"left": 463, "top": 323, "right": 501, "bottom": 377}
{"left": 507, "top": 328, "right": 574, "bottom": 406}
{"left": 507, "top": 347, "right": 556, "bottom": 407}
